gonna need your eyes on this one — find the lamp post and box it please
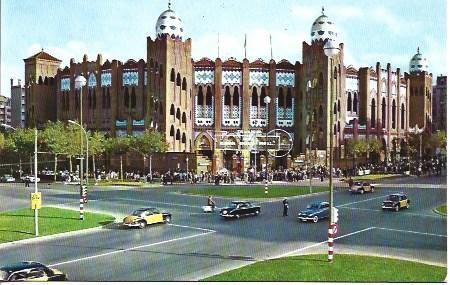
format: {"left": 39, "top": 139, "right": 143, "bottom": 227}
{"left": 323, "top": 39, "right": 340, "bottom": 263}
{"left": 264, "top": 95, "right": 271, "bottom": 194}
{"left": 186, "top": 157, "right": 189, "bottom": 180}
{"left": 409, "top": 124, "right": 424, "bottom": 168}
{"left": 306, "top": 80, "right": 314, "bottom": 194}
{"left": 74, "top": 75, "right": 86, "bottom": 220}
{"left": 68, "top": 120, "right": 88, "bottom": 185}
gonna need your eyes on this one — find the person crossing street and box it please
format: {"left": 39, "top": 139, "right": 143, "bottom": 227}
{"left": 282, "top": 198, "right": 289, "bottom": 217}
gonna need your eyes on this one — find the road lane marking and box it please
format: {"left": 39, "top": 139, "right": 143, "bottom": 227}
{"left": 108, "top": 197, "right": 200, "bottom": 209}
{"left": 274, "top": 227, "right": 376, "bottom": 259}
{"left": 339, "top": 206, "right": 445, "bottom": 218}
{"left": 336, "top": 195, "right": 389, "bottom": 207}
{"left": 169, "top": 223, "right": 216, "bottom": 232}
{"left": 49, "top": 231, "right": 215, "bottom": 267}
{"left": 375, "top": 227, "right": 447, "bottom": 238}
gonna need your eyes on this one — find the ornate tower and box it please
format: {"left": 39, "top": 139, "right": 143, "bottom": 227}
{"left": 405, "top": 47, "right": 433, "bottom": 133}
{"left": 146, "top": 3, "right": 193, "bottom": 152}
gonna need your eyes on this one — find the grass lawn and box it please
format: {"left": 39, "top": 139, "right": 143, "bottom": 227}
{"left": 204, "top": 254, "right": 446, "bottom": 282}
{"left": 0, "top": 207, "right": 115, "bottom": 244}
{"left": 178, "top": 185, "right": 328, "bottom": 198}
{"left": 434, "top": 204, "right": 447, "bottom": 216}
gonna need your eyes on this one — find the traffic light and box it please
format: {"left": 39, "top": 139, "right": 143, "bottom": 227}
{"left": 82, "top": 186, "right": 88, "bottom": 203}
{"left": 332, "top": 207, "right": 339, "bottom": 223}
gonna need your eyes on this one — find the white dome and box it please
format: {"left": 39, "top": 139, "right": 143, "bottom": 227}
{"left": 311, "top": 8, "right": 338, "bottom": 43}
{"left": 409, "top": 47, "right": 428, "bottom": 74}
{"left": 155, "top": 9, "right": 184, "bottom": 40}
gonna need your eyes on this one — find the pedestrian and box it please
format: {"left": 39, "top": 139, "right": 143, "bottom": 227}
{"left": 283, "top": 198, "right": 289, "bottom": 217}
{"left": 25, "top": 177, "right": 30, "bottom": 187}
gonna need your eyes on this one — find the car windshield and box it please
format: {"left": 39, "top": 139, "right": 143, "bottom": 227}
{"left": 131, "top": 209, "right": 146, "bottom": 216}
{"left": 0, "top": 270, "right": 8, "bottom": 281}
{"left": 353, "top": 182, "right": 362, "bottom": 186}
{"left": 388, "top": 195, "right": 400, "bottom": 202}
{"left": 228, "top": 202, "right": 241, "bottom": 208}
{"left": 307, "top": 203, "right": 320, "bottom": 209}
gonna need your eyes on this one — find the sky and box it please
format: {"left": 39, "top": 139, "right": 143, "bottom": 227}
{"left": 0, "top": 0, "right": 447, "bottom": 97}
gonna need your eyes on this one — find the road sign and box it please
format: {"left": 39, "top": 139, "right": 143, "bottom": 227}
{"left": 330, "top": 223, "right": 338, "bottom": 236}
{"left": 332, "top": 207, "right": 339, "bottom": 223}
{"left": 31, "top": 192, "right": 42, "bottom": 210}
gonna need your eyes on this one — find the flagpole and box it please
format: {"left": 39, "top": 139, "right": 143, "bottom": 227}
{"left": 244, "top": 34, "right": 247, "bottom": 59}
{"left": 270, "top": 34, "right": 273, "bottom": 60}
{"left": 217, "top": 32, "right": 220, "bottom": 58}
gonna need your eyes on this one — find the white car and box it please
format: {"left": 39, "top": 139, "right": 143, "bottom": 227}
{"left": 22, "top": 176, "right": 41, "bottom": 183}
{"left": 0, "top": 175, "right": 16, "bottom": 183}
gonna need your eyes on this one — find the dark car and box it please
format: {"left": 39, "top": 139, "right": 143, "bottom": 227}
{"left": 220, "top": 201, "right": 260, "bottom": 219}
{"left": 0, "top": 261, "right": 67, "bottom": 281}
{"left": 298, "top": 201, "right": 330, "bottom": 223}
{"left": 382, "top": 193, "right": 410, "bottom": 212}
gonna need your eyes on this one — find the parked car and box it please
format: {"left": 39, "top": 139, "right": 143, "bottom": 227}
{"left": 298, "top": 201, "right": 330, "bottom": 223}
{"left": 220, "top": 201, "right": 260, "bottom": 219}
{"left": 0, "top": 261, "right": 67, "bottom": 281}
{"left": 350, "top": 181, "right": 374, "bottom": 194}
{"left": 123, "top": 207, "right": 172, "bottom": 228}
{"left": 382, "top": 193, "right": 410, "bottom": 212}
{"left": 0, "top": 174, "right": 16, "bottom": 183}
{"left": 21, "top": 175, "right": 41, "bottom": 183}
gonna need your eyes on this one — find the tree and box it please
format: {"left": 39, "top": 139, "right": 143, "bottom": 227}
{"left": 367, "top": 138, "right": 382, "bottom": 163}
{"left": 0, "top": 133, "right": 4, "bottom": 152}
{"left": 346, "top": 139, "right": 368, "bottom": 169}
{"left": 105, "top": 136, "right": 132, "bottom": 181}
{"left": 89, "top": 131, "right": 105, "bottom": 180}
{"left": 65, "top": 123, "right": 83, "bottom": 173}
{"left": 132, "top": 129, "right": 168, "bottom": 180}
{"left": 5, "top": 128, "right": 36, "bottom": 175}
{"left": 41, "top": 121, "right": 69, "bottom": 181}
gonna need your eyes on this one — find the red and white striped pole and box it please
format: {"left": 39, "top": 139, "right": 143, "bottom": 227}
{"left": 328, "top": 224, "right": 334, "bottom": 262}
{"left": 80, "top": 192, "right": 84, "bottom": 220}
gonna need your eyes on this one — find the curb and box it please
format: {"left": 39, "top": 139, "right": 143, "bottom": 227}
{"left": 0, "top": 224, "right": 113, "bottom": 250}
{"left": 432, "top": 207, "right": 447, "bottom": 217}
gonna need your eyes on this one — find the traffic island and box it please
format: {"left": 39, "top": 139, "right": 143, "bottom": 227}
{"left": 0, "top": 207, "right": 115, "bottom": 244}
{"left": 203, "top": 254, "right": 446, "bottom": 282}
{"left": 178, "top": 185, "right": 329, "bottom": 198}
{"left": 433, "top": 204, "right": 447, "bottom": 216}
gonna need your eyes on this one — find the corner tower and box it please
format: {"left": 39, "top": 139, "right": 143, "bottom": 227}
{"left": 405, "top": 47, "right": 432, "bottom": 133}
{"left": 146, "top": 3, "right": 193, "bottom": 152}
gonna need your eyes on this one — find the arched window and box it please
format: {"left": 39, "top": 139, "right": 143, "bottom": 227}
{"left": 150, "top": 59, "right": 154, "bottom": 70}
{"left": 92, "top": 90, "right": 96, "bottom": 109}
{"left": 176, "top": 129, "right": 181, "bottom": 140}
{"left": 38, "top": 76, "right": 43, "bottom": 84}
{"left": 333, "top": 102, "right": 337, "bottom": 115}
{"left": 401, "top": 103, "right": 405, "bottom": 129}
{"left": 170, "top": 125, "right": 175, "bottom": 136}
{"left": 131, "top": 87, "right": 136, "bottom": 108}
{"left": 319, "top": 105, "right": 323, "bottom": 119}
{"left": 260, "top": 87, "right": 267, "bottom": 107}
{"left": 176, "top": 73, "right": 181, "bottom": 86}
{"left": 224, "top": 86, "right": 231, "bottom": 105}
{"left": 251, "top": 87, "right": 258, "bottom": 106}
{"left": 286, "top": 88, "right": 292, "bottom": 108}
{"left": 206, "top": 86, "right": 213, "bottom": 105}
{"left": 197, "top": 86, "right": 204, "bottom": 105}
{"left": 182, "top": 77, "right": 187, "bottom": 90}
{"left": 278, "top": 88, "right": 285, "bottom": 108}
{"left": 233, "top": 86, "right": 239, "bottom": 106}
{"left": 182, "top": 133, "right": 186, "bottom": 143}
{"left": 371, "top": 99, "right": 376, "bottom": 128}
{"left": 391, "top": 99, "right": 396, "bottom": 129}
{"left": 353, "top": 93, "right": 358, "bottom": 113}
{"left": 124, "top": 88, "right": 129, "bottom": 108}
{"left": 170, "top": 68, "right": 175, "bottom": 82}
{"left": 170, "top": 104, "right": 175, "bottom": 116}
{"left": 338, "top": 100, "right": 341, "bottom": 113}
{"left": 381, "top": 98, "right": 386, "bottom": 128}
{"left": 347, "top": 92, "right": 352, "bottom": 111}
{"left": 338, "top": 121, "right": 341, "bottom": 132}
{"left": 176, "top": 108, "right": 181, "bottom": 120}
{"left": 182, "top": 112, "right": 187, "bottom": 124}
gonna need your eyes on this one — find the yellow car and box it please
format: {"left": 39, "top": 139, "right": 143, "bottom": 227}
{"left": 123, "top": 207, "right": 172, "bottom": 229}
{"left": 350, "top": 181, "right": 374, "bottom": 194}
{"left": 0, "top": 261, "right": 67, "bottom": 281}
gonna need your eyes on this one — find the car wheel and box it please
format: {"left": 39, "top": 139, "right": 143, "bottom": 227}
{"left": 164, "top": 216, "right": 171, "bottom": 224}
{"left": 313, "top": 216, "right": 319, "bottom": 223}
{"left": 371, "top": 187, "right": 374, "bottom": 193}
{"left": 395, "top": 205, "right": 399, "bottom": 212}
{"left": 255, "top": 210, "right": 260, "bottom": 216}
{"left": 138, "top": 221, "right": 146, "bottom": 229}
{"left": 406, "top": 203, "right": 410, "bottom": 209}
{"left": 360, "top": 189, "right": 364, "bottom": 194}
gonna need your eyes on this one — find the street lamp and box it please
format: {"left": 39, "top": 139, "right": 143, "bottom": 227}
{"left": 2, "top": 123, "right": 39, "bottom": 236}
{"left": 186, "top": 157, "right": 189, "bottom": 181}
{"left": 264, "top": 95, "right": 271, "bottom": 194}
{"left": 306, "top": 80, "right": 314, "bottom": 194}
{"left": 74, "top": 74, "right": 86, "bottom": 220}
{"left": 409, "top": 124, "right": 424, "bottom": 169}
{"left": 68, "top": 120, "right": 88, "bottom": 185}
{"left": 323, "top": 39, "right": 340, "bottom": 263}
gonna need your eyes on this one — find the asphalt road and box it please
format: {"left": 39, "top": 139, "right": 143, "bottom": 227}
{"left": 0, "top": 175, "right": 446, "bottom": 281}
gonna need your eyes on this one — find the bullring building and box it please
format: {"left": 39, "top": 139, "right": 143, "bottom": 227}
{"left": 23, "top": 4, "right": 433, "bottom": 174}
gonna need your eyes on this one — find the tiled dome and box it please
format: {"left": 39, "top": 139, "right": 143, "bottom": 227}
{"left": 311, "top": 8, "right": 338, "bottom": 43}
{"left": 409, "top": 47, "right": 428, "bottom": 74}
{"left": 155, "top": 8, "right": 184, "bottom": 40}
